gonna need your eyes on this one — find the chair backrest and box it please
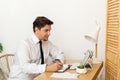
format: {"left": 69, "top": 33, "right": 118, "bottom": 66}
{"left": 0, "top": 53, "right": 14, "bottom": 79}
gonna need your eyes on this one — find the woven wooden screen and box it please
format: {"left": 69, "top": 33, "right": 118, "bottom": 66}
{"left": 106, "top": 0, "right": 120, "bottom": 80}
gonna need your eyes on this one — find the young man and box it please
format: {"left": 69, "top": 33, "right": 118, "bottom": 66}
{"left": 8, "top": 16, "right": 64, "bottom": 80}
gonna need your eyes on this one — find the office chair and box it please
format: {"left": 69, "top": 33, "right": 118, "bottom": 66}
{"left": 0, "top": 53, "right": 14, "bottom": 80}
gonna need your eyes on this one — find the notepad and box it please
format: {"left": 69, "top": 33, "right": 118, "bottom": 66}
{"left": 57, "top": 64, "right": 71, "bottom": 72}
{"left": 51, "top": 72, "right": 79, "bottom": 79}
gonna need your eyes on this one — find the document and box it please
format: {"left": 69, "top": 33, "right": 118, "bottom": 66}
{"left": 51, "top": 72, "right": 80, "bottom": 79}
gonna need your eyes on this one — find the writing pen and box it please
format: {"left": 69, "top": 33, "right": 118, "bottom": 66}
{"left": 53, "top": 60, "right": 63, "bottom": 66}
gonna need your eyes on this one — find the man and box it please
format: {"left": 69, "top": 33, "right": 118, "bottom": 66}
{"left": 8, "top": 16, "right": 64, "bottom": 80}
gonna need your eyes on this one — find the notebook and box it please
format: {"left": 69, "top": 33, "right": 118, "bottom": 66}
{"left": 57, "top": 64, "right": 71, "bottom": 72}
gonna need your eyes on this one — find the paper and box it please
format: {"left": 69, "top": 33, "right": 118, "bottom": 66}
{"left": 51, "top": 72, "right": 80, "bottom": 79}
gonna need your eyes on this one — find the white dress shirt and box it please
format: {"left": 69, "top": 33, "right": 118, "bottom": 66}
{"left": 8, "top": 34, "right": 64, "bottom": 80}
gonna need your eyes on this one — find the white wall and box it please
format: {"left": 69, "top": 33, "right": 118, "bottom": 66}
{"left": 0, "top": 0, "right": 106, "bottom": 79}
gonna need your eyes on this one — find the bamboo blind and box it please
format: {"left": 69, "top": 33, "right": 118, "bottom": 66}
{"left": 106, "top": 0, "right": 120, "bottom": 80}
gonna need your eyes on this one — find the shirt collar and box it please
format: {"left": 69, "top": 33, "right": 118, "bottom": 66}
{"left": 31, "top": 33, "right": 40, "bottom": 44}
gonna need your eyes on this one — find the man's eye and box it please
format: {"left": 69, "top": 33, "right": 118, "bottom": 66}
{"left": 45, "top": 30, "right": 48, "bottom": 32}
{"left": 45, "top": 30, "right": 49, "bottom": 32}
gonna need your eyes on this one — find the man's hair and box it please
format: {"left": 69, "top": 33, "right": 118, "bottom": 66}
{"left": 33, "top": 16, "right": 53, "bottom": 32}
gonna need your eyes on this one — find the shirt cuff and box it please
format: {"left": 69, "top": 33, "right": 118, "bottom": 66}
{"left": 38, "top": 64, "right": 47, "bottom": 73}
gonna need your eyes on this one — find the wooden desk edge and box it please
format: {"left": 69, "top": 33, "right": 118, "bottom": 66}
{"left": 92, "top": 61, "right": 103, "bottom": 80}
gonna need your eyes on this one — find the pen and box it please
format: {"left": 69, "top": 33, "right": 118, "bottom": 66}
{"left": 53, "top": 60, "right": 63, "bottom": 66}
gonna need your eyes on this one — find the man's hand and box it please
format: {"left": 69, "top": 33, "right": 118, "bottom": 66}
{"left": 46, "top": 59, "right": 63, "bottom": 72}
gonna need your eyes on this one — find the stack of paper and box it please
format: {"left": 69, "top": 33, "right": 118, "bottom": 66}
{"left": 51, "top": 72, "right": 80, "bottom": 79}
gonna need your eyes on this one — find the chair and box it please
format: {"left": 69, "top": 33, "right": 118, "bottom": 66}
{"left": 0, "top": 53, "right": 14, "bottom": 80}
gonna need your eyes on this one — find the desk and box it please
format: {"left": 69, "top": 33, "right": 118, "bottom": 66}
{"left": 34, "top": 60, "right": 103, "bottom": 80}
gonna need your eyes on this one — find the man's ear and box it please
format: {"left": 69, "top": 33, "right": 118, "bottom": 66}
{"left": 35, "top": 27, "right": 40, "bottom": 32}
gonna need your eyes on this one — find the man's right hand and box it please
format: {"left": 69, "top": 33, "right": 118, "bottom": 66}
{"left": 46, "top": 62, "right": 63, "bottom": 72}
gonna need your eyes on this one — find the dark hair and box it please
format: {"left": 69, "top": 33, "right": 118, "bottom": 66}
{"left": 33, "top": 16, "right": 53, "bottom": 32}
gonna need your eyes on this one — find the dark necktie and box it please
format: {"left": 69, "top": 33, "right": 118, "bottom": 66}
{"left": 39, "top": 41, "right": 44, "bottom": 64}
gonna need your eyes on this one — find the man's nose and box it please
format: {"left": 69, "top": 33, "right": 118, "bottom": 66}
{"left": 48, "top": 31, "right": 51, "bottom": 36}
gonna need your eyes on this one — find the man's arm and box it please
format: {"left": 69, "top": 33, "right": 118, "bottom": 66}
{"left": 46, "top": 59, "right": 63, "bottom": 71}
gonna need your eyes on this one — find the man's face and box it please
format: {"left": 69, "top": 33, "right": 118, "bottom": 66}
{"left": 35, "top": 25, "right": 51, "bottom": 41}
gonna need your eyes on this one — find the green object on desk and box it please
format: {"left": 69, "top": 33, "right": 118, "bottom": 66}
{"left": 77, "top": 65, "right": 84, "bottom": 69}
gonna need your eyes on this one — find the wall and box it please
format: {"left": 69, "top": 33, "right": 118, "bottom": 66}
{"left": 0, "top": 0, "right": 106, "bottom": 79}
